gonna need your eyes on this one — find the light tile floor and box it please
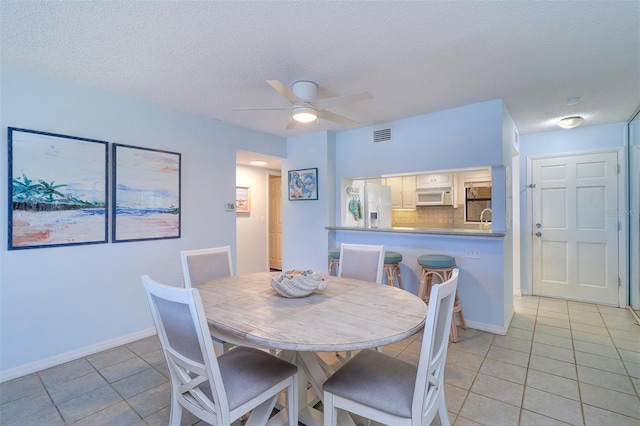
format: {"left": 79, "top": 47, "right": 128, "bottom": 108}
{"left": 1, "top": 296, "right": 639, "bottom": 425}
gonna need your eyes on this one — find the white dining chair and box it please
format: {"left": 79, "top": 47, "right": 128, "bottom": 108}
{"left": 337, "top": 243, "right": 385, "bottom": 284}
{"left": 180, "top": 246, "right": 235, "bottom": 354}
{"left": 141, "top": 275, "right": 298, "bottom": 426}
{"left": 323, "top": 269, "right": 459, "bottom": 426}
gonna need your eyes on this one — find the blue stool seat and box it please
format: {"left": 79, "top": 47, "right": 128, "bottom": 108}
{"left": 384, "top": 251, "right": 403, "bottom": 264}
{"left": 417, "top": 254, "right": 456, "bottom": 269}
{"left": 329, "top": 248, "right": 341, "bottom": 259}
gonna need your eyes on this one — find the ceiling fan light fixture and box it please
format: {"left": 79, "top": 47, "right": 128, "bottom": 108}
{"left": 557, "top": 115, "right": 584, "bottom": 129}
{"left": 292, "top": 106, "right": 317, "bottom": 123}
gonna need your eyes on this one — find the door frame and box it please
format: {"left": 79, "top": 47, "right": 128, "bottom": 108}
{"left": 525, "top": 147, "right": 628, "bottom": 307}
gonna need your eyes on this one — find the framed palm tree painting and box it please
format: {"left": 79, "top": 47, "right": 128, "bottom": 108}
{"left": 112, "top": 144, "right": 181, "bottom": 242}
{"left": 8, "top": 127, "right": 109, "bottom": 250}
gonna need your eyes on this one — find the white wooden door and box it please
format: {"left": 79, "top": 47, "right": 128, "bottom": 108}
{"left": 268, "top": 175, "right": 282, "bottom": 270}
{"left": 532, "top": 152, "right": 619, "bottom": 305}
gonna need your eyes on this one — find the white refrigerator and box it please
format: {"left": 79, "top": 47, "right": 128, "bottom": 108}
{"left": 344, "top": 181, "right": 392, "bottom": 229}
{"left": 364, "top": 182, "right": 392, "bottom": 229}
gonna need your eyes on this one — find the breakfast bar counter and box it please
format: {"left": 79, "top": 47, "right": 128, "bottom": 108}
{"left": 326, "top": 225, "right": 505, "bottom": 237}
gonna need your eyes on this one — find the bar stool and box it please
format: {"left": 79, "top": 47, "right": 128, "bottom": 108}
{"left": 383, "top": 251, "right": 404, "bottom": 289}
{"left": 417, "top": 254, "right": 466, "bottom": 342}
{"left": 328, "top": 248, "right": 341, "bottom": 276}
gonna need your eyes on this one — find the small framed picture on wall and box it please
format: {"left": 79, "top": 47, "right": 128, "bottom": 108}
{"left": 288, "top": 168, "right": 318, "bottom": 200}
{"left": 236, "top": 186, "right": 250, "bottom": 213}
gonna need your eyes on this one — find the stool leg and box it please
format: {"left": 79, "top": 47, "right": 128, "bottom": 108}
{"left": 395, "top": 265, "right": 404, "bottom": 290}
{"left": 384, "top": 264, "right": 394, "bottom": 287}
{"left": 418, "top": 268, "right": 428, "bottom": 302}
{"left": 450, "top": 314, "right": 459, "bottom": 343}
{"left": 456, "top": 293, "right": 467, "bottom": 330}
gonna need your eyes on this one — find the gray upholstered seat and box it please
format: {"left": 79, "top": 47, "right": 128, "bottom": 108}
{"left": 323, "top": 349, "right": 417, "bottom": 418}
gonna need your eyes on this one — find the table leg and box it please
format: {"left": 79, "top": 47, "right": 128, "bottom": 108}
{"left": 294, "top": 352, "right": 356, "bottom": 426}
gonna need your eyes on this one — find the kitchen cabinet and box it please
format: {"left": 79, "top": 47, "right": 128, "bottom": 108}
{"left": 386, "top": 176, "right": 416, "bottom": 209}
{"left": 416, "top": 173, "right": 452, "bottom": 188}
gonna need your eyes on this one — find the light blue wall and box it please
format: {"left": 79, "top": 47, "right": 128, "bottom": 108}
{"left": 282, "top": 132, "right": 334, "bottom": 273}
{"left": 334, "top": 99, "right": 505, "bottom": 178}
{"left": 0, "top": 65, "right": 286, "bottom": 378}
{"left": 518, "top": 123, "right": 627, "bottom": 296}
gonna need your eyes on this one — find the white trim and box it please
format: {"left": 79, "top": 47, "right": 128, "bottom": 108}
{"left": 0, "top": 328, "right": 157, "bottom": 383}
{"left": 462, "top": 319, "right": 510, "bottom": 336}
{"left": 513, "top": 289, "right": 522, "bottom": 297}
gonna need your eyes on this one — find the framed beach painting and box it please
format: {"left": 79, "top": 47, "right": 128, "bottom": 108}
{"left": 112, "top": 144, "right": 181, "bottom": 242}
{"left": 235, "top": 186, "right": 250, "bottom": 213}
{"left": 8, "top": 127, "right": 108, "bottom": 250}
{"left": 288, "top": 168, "right": 318, "bottom": 200}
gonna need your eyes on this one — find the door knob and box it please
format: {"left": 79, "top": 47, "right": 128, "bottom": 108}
{"left": 535, "top": 232, "right": 542, "bottom": 237}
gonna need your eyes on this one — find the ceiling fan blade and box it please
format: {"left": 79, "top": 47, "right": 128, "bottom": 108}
{"left": 232, "top": 107, "right": 291, "bottom": 111}
{"left": 314, "top": 91, "right": 372, "bottom": 110}
{"left": 285, "top": 119, "right": 298, "bottom": 130}
{"left": 267, "top": 80, "right": 300, "bottom": 104}
{"left": 317, "top": 109, "right": 359, "bottom": 127}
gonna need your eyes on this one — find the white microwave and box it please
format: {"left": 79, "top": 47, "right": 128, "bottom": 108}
{"left": 416, "top": 189, "right": 453, "bottom": 206}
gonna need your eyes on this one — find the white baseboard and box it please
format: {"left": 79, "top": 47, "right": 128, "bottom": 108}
{"left": 0, "top": 328, "right": 157, "bottom": 383}
{"left": 513, "top": 289, "right": 522, "bottom": 297}
{"left": 458, "top": 319, "right": 509, "bottom": 335}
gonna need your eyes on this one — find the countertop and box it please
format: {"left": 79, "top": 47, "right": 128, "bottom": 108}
{"left": 326, "top": 226, "right": 505, "bottom": 237}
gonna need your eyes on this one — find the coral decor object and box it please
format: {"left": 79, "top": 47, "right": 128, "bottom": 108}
{"left": 271, "top": 270, "right": 328, "bottom": 298}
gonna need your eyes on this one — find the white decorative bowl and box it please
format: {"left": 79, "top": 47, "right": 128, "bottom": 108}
{"left": 270, "top": 270, "right": 328, "bottom": 298}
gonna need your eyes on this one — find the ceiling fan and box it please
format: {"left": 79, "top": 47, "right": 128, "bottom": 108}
{"left": 233, "top": 80, "right": 372, "bottom": 130}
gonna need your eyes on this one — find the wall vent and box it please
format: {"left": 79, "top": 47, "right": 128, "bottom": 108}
{"left": 373, "top": 128, "right": 392, "bottom": 143}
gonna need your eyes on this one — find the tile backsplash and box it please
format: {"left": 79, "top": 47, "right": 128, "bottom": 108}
{"left": 392, "top": 206, "right": 476, "bottom": 229}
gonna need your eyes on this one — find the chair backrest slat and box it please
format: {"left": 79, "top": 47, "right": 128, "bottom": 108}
{"left": 337, "top": 243, "right": 385, "bottom": 283}
{"left": 181, "top": 246, "right": 233, "bottom": 288}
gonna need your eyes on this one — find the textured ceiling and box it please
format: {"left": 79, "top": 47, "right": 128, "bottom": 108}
{"left": 1, "top": 1, "right": 639, "bottom": 141}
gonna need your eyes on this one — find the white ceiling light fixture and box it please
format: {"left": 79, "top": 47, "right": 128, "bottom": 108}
{"left": 557, "top": 115, "right": 585, "bottom": 129}
{"left": 292, "top": 106, "right": 318, "bottom": 123}
{"left": 249, "top": 160, "right": 268, "bottom": 166}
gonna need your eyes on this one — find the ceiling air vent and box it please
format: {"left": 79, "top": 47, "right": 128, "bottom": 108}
{"left": 373, "top": 128, "right": 392, "bottom": 143}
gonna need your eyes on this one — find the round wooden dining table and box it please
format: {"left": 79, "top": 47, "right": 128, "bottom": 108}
{"left": 197, "top": 271, "right": 427, "bottom": 425}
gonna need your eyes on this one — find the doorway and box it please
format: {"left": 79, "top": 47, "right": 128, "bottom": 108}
{"left": 269, "top": 175, "right": 282, "bottom": 270}
{"left": 531, "top": 151, "right": 619, "bottom": 305}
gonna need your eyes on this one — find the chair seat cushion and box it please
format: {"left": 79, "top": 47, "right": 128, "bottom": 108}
{"left": 329, "top": 248, "right": 341, "bottom": 259}
{"left": 214, "top": 347, "right": 297, "bottom": 410}
{"left": 417, "top": 254, "right": 456, "bottom": 269}
{"left": 384, "top": 251, "right": 403, "bottom": 264}
{"left": 323, "top": 349, "right": 416, "bottom": 418}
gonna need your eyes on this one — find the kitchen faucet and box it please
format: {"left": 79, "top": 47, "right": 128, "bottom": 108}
{"left": 480, "top": 208, "right": 492, "bottom": 230}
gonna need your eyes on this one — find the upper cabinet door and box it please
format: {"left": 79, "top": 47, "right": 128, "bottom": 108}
{"left": 416, "top": 173, "right": 452, "bottom": 188}
{"left": 386, "top": 176, "right": 416, "bottom": 209}
{"left": 386, "top": 177, "right": 403, "bottom": 209}
{"left": 402, "top": 176, "right": 416, "bottom": 209}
